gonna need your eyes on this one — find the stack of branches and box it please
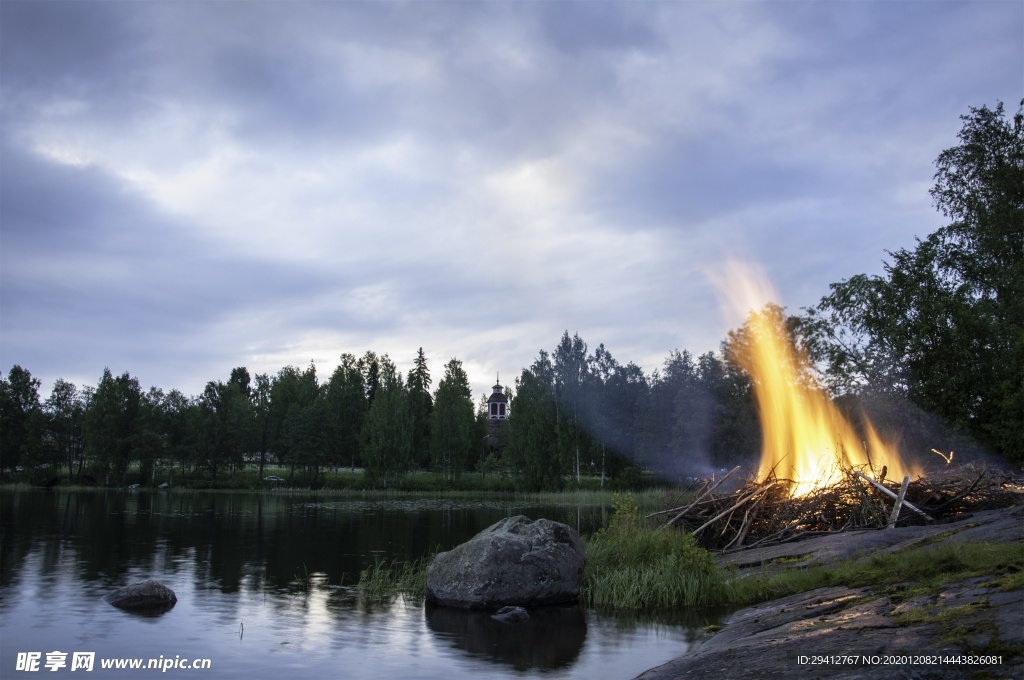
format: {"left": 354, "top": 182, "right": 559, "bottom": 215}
{"left": 648, "top": 462, "right": 1022, "bottom": 552}
{"left": 903, "top": 463, "right": 1023, "bottom": 516}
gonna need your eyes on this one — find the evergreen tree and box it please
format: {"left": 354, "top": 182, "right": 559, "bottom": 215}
{"left": 359, "top": 351, "right": 381, "bottom": 406}
{"left": 554, "top": 331, "right": 588, "bottom": 482}
{"left": 324, "top": 353, "right": 369, "bottom": 473}
{"left": 506, "top": 351, "right": 564, "bottom": 490}
{"left": 361, "top": 356, "right": 412, "bottom": 488}
{"left": 269, "top": 364, "right": 318, "bottom": 480}
{"left": 406, "top": 347, "right": 433, "bottom": 469}
{"left": 430, "top": 357, "right": 474, "bottom": 484}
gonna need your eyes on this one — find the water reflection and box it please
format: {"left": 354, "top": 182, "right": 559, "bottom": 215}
{"left": 1, "top": 490, "right": 725, "bottom": 680}
{"left": 426, "top": 603, "right": 587, "bottom": 670}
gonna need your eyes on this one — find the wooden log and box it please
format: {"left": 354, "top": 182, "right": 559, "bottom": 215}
{"left": 661, "top": 466, "right": 741, "bottom": 530}
{"left": 886, "top": 475, "right": 911, "bottom": 529}
{"left": 692, "top": 481, "right": 777, "bottom": 537}
{"left": 854, "top": 471, "right": 933, "bottom": 521}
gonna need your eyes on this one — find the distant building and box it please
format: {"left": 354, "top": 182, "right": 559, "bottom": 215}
{"left": 486, "top": 379, "right": 508, "bottom": 450}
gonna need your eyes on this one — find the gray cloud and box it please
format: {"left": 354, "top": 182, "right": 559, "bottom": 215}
{"left": 1, "top": 0, "right": 1020, "bottom": 398}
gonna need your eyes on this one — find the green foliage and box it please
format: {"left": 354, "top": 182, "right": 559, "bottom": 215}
{"left": 581, "top": 492, "right": 724, "bottom": 609}
{"left": 85, "top": 368, "right": 145, "bottom": 485}
{"left": 506, "top": 352, "right": 567, "bottom": 490}
{"left": 199, "top": 377, "right": 255, "bottom": 483}
{"left": 430, "top": 358, "right": 474, "bottom": 484}
{"left": 723, "top": 541, "right": 1024, "bottom": 606}
{"left": 361, "top": 356, "right": 413, "bottom": 488}
{"left": 804, "top": 101, "right": 1024, "bottom": 462}
{"left": 43, "top": 378, "right": 85, "bottom": 480}
{"left": 608, "top": 491, "right": 639, "bottom": 530}
{"left": 268, "top": 364, "right": 318, "bottom": 480}
{"left": 357, "top": 556, "right": 432, "bottom": 601}
{"left": 0, "top": 366, "right": 44, "bottom": 479}
{"left": 554, "top": 331, "right": 588, "bottom": 482}
{"left": 406, "top": 348, "right": 433, "bottom": 469}
{"left": 322, "top": 355, "right": 367, "bottom": 473}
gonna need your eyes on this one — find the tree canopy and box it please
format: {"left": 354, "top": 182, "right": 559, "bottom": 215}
{"left": 802, "top": 101, "right": 1023, "bottom": 462}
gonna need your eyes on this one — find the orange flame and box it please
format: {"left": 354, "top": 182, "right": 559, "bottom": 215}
{"left": 714, "top": 262, "right": 919, "bottom": 496}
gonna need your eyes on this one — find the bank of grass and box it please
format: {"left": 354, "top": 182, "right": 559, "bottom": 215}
{"left": 580, "top": 493, "right": 1024, "bottom": 610}
{"left": 580, "top": 493, "right": 728, "bottom": 608}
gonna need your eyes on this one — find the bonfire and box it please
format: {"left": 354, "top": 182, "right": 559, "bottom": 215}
{"left": 657, "top": 264, "right": 1024, "bottom": 550}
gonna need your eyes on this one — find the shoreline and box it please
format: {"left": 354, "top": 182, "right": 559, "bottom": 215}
{"left": 635, "top": 505, "right": 1024, "bottom": 679}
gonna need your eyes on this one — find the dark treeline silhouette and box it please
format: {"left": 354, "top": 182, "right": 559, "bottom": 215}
{"left": 502, "top": 335, "right": 761, "bottom": 490}
{"left": 0, "top": 337, "right": 764, "bottom": 491}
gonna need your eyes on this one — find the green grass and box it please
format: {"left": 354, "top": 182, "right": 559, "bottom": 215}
{"left": 357, "top": 556, "right": 432, "bottom": 600}
{"left": 578, "top": 493, "right": 1024, "bottom": 612}
{"left": 722, "top": 540, "right": 1024, "bottom": 606}
{"left": 580, "top": 493, "right": 729, "bottom": 609}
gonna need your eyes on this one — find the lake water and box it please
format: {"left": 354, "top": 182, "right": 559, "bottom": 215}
{"left": 0, "top": 490, "right": 725, "bottom": 679}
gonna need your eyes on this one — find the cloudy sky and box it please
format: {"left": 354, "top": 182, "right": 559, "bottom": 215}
{"left": 1, "top": 0, "right": 1021, "bottom": 401}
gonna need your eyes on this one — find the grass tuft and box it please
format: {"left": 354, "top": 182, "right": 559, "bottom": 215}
{"left": 357, "top": 556, "right": 432, "bottom": 600}
{"left": 581, "top": 493, "right": 727, "bottom": 609}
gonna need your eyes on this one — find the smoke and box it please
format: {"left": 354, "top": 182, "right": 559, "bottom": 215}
{"left": 838, "top": 391, "right": 1014, "bottom": 474}
{"left": 574, "top": 380, "right": 759, "bottom": 486}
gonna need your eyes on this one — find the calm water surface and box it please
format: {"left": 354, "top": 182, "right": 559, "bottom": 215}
{"left": 0, "top": 490, "right": 724, "bottom": 679}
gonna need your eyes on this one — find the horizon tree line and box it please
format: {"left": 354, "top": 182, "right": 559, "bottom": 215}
{"left": 0, "top": 337, "right": 766, "bottom": 490}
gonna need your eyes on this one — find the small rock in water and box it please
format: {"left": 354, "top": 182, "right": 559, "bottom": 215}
{"left": 491, "top": 606, "right": 530, "bottom": 624}
{"left": 104, "top": 579, "right": 177, "bottom": 612}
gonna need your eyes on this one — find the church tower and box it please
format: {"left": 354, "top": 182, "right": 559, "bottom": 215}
{"left": 486, "top": 377, "right": 508, "bottom": 449}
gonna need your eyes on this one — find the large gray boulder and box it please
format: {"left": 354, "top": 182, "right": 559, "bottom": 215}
{"left": 425, "top": 515, "right": 586, "bottom": 609}
{"left": 104, "top": 579, "right": 177, "bottom": 611}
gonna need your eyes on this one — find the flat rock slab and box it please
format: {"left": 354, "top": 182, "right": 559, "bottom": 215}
{"left": 425, "top": 515, "right": 586, "bottom": 609}
{"left": 104, "top": 579, "right": 177, "bottom": 612}
{"left": 636, "top": 506, "right": 1024, "bottom": 680}
{"left": 718, "top": 506, "right": 1024, "bottom": 575}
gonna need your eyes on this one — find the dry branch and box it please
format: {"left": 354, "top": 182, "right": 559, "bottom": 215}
{"left": 661, "top": 466, "right": 742, "bottom": 530}
{"left": 691, "top": 481, "right": 777, "bottom": 537}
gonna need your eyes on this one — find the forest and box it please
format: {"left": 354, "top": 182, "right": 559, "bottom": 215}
{"left": 2, "top": 102, "right": 1020, "bottom": 490}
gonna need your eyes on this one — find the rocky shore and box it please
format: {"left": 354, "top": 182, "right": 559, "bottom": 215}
{"left": 636, "top": 505, "right": 1024, "bottom": 680}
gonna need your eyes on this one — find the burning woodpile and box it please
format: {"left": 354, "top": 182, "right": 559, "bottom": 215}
{"left": 674, "top": 264, "right": 1024, "bottom": 551}
{"left": 650, "top": 462, "right": 1024, "bottom": 551}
